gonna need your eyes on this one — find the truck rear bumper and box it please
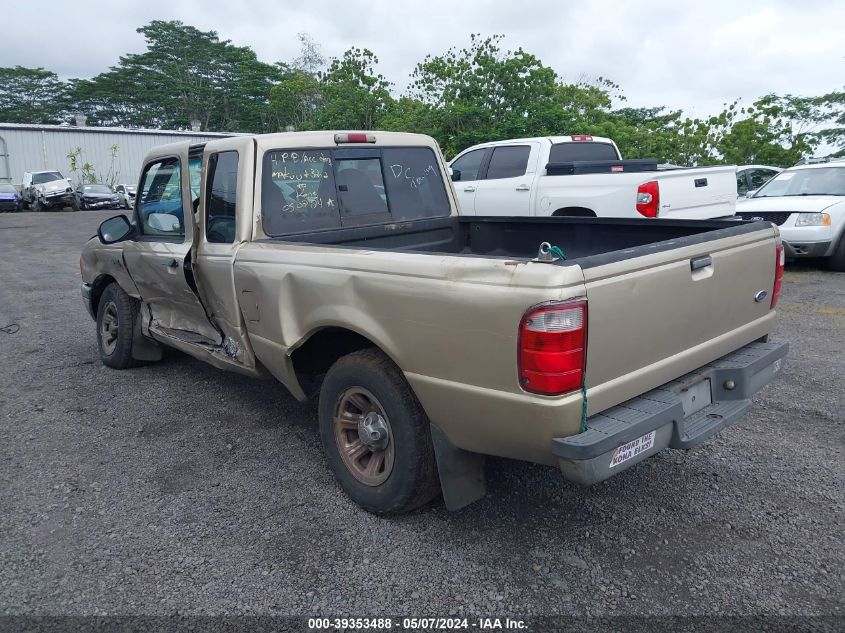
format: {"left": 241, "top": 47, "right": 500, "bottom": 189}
{"left": 552, "top": 339, "right": 788, "bottom": 485}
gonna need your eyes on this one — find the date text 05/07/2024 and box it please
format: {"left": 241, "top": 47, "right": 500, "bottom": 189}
{"left": 307, "top": 617, "right": 528, "bottom": 630}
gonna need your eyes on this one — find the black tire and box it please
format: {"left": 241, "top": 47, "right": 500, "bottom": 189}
{"left": 96, "top": 283, "right": 138, "bottom": 369}
{"left": 71, "top": 198, "right": 80, "bottom": 212}
{"left": 829, "top": 235, "right": 845, "bottom": 272}
{"left": 32, "top": 198, "right": 43, "bottom": 212}
{"left": 318, "top": 348, "right": 440, "bottom": 515}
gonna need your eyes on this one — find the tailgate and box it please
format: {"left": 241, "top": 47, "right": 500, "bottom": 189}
{"left": 657, "top": 166, "right": 736, "bottom": 219}
{"left": 581, "top": 223, "right": 779, "bottom": 415}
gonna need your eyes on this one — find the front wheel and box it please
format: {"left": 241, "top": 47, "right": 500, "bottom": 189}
{"left": 318, "top": 348, "right": 439, "bottom": 515}
{"left": 96, "top": 283, "right": 138, "bottom": 369}
{"left": 32, "top": 198, "right": 43, "bottom": 212}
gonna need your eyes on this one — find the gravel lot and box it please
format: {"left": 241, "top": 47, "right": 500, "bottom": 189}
{"left": 0, "top": 211, "right": 842, "bottom": 627}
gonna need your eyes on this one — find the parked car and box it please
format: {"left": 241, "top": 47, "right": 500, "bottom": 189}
{"left": 448, "top": 135, "right": 737, "bottom": 219}
{"left": 736, "top": 165, "right": 782, "bottom": 198}
{"left": 115, "top": 183, "right": 136, "bottom": 209}
{"left": 736, "top": 160, "right": 845, "bottom": 270}
{"left": 79, "top": 131, "right": 787, "bottom": 515}
{"left": 0, "top": 183, "right": 21, "bottom": 212}
{"left": 76, "top": 184, "right": 121, "bottom": 210}
{"left": 21, "top": 170, "right": 77, "bottom": 211}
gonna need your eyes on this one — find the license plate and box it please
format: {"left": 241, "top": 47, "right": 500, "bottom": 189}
{"left": 609, "top": 430, "right": 656, "bottom": 468}
{"left": 681, "top": 378, "right": 712, "bottom": 417}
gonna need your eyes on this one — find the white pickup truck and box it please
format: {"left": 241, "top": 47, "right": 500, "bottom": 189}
{"left": 449, "top": 135, "right": 737, "bottom": 219}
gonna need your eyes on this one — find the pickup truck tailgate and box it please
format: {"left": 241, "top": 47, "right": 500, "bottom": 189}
{"left": 581, "top": 224, "right": 779, "bottom": 415}
{"left": 658, "top": 165, "right": 736, "bottom": 219}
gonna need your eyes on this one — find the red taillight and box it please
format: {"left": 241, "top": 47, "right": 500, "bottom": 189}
{"left": 636, "top": 180, "right": 660, "bottom": 217}
{"left": 334, "top": 133, "right": 375, "bottom": 144}
{"left": 771, "top": 243, "right": 785, "bottom": 308}
{"left": 571, "top": 135, "right": 593, "bottom": 142}
{"left": 518, "top": 301, "right": 587, "bottom": 396}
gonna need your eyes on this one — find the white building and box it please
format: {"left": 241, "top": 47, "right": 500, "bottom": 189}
{"left": 0, "top": 122, "right": 232, "bottom": 186}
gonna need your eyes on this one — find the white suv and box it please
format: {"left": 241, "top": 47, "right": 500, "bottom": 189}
{"left": 21, "top": 170, "right": 77, "bottom": 211}
{"left": 736, "top": 161, "right": 845, "bottom": 271}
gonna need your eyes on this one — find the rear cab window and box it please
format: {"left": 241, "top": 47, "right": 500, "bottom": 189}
{"left": 261, "top": 146, "right": 450, "bottom": 236}
{"left": 549, "top": 142, "right": 620, "bottom": 162}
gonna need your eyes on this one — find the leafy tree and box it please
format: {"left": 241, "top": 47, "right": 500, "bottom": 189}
{"left": 71, "top": 21, "right": 287, "bottom": 132}
{"left": 0, "top": 66, "right": 68, "bottom": 123}
{"left": 410, "top": 34, "right": 558, "bottom": 155}
{"left": 269, "top": 33, "right": 325, "bottom": 130}
{"left": 314, "top": 47, "right": 393, "bottom": 130}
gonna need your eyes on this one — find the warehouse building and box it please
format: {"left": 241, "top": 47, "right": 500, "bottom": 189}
{"left": 0, "top": 122, "right": 231, "bottom": 186}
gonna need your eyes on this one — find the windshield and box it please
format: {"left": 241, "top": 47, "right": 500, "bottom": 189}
{"left": 754, "top": 167, "right": 845, "bottom": 197}
{"left": 82, "top": 185, "right": 113, "bottom": 194}
{"left": 0, "top": 184, "right": 16, "bottom": 193}
{"left": 32, "top": 172, "right": 65, "bottom": 184}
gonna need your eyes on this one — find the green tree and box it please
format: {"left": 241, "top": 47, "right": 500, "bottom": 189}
{"left": 410, "top": 34, "right": 559, "bottom": 155}
{"left": 314, "top": 47, "right": 393, "bottom": 130}
{"left": 71, "top": 21, "right": 287, "bottom": 132}
{"left": 269, "top": 33, "right": 325, "bottom": 130}
{"left": 0, "top": 66, "right": 68, "bottom": 123}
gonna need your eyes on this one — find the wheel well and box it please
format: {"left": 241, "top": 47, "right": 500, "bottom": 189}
{"left": 90, "top": 274, "right": 116, "bottom": 316}
{"left": 552, "top": 207, "right": 596, "bottom": 217}
{"left": 291, "top": 327, "right": 381, "bottom": 397}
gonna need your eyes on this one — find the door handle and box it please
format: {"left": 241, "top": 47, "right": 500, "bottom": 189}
{"left": 515, "top": 185, "right": 530, "bottom": 191}
{"left": 166, "top": 258, "right": 179, "bottom": 269}
{"left": 690, "top": 255, "right": 712, "bottom": 271}
{"left": 463, "top": 186, "right": 476, "bottom": 193}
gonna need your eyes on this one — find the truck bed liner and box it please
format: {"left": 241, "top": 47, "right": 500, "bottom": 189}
{"left": 270, "top": 215, "right": 767, "bottom": 264}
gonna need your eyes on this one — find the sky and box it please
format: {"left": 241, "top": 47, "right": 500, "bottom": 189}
{"left": 2, "top": 0, "right": 843, "bottom": 120}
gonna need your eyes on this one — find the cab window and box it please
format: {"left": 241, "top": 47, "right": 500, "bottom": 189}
{"left": 261, "top": 149, "right": 340, "bottom": 235}
{"left": 451, "top": 149, "right": 486, "bottom": 182}
{"left": 485, "top": 145, "right": 530, "bottom": 180}
{"left": 205, "top": 151, "right": 238, "bottom": 243}
{"left": 137, "top": 158, "right": 184, "bottom": 238}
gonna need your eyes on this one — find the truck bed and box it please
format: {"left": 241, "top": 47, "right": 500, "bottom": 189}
{"left": 273, "top": 215, "right": 765, "bottom": 264}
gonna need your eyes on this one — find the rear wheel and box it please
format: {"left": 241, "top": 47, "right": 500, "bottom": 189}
{"left": 318, "top": 348, "right": 439, "bottom": 514}
{"left": 829, "top": 235, "right": 845, "bottom": 272}
{"left": 96, "top": 283, "right": 138, "bottom": 369}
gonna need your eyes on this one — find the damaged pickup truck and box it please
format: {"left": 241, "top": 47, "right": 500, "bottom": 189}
{"left": 80, "top": 131, "right": 788, "bottom": 514}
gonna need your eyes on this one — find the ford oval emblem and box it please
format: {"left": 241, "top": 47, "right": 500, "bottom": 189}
{"left": 754, "top": 290, "right": 768, "bottom": 302}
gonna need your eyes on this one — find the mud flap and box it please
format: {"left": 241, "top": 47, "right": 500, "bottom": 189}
{"left": 430, "top": 424, "right": 486, "bottom": 511}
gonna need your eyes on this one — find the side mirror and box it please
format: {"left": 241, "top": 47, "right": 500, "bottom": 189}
{"left": 451, "top": 169, "right": 461, "bottom": 182}
{"left": 98, "top": 215, "right": 133, "bottom": 244}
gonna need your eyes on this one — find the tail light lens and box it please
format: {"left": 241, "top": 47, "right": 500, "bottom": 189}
{"left": 771, "top": 243, "right": 785, "bottom": 308}
{"left": 518, "top": 301, "right": 587, "bottom": 396}
{"left": 636, "top": 180, "right": 660, "bottom": 217}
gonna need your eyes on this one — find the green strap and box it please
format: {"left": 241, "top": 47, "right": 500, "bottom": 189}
{"left": 549, "top": 245, "right": 567, "bottom": 260}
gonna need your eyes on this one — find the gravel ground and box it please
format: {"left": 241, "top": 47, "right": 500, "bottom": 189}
{"left": 0, "top": 211, "right": 842, "bottom": 628}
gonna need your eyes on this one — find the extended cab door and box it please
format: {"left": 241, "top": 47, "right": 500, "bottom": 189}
{"left": 449, "top": 147, "right": 489, "bottom": 215}
{"left": 122, "top": 145, "right": 222, "bottom": 346}
{"left": 191, "top": 136, "right": 259, "bottom": 370}
{"left": 473, "top": 142, "right": 539, "bottom": 216}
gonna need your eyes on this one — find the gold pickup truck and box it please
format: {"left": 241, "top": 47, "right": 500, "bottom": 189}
{"left": 80, "top": 131, "right": 788, "bottom": 514}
